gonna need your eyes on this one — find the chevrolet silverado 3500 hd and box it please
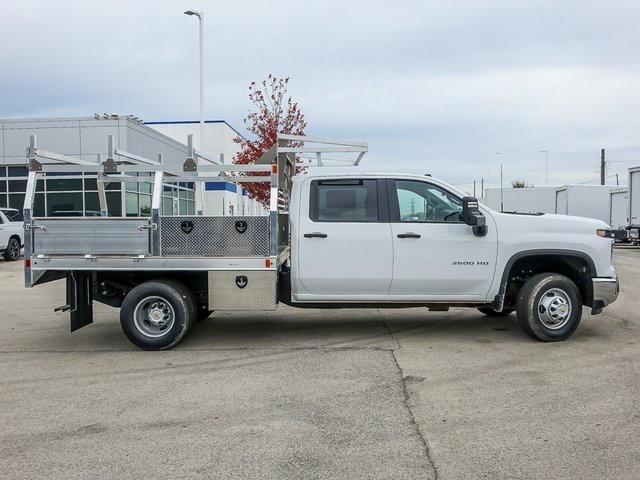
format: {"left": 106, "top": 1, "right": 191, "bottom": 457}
{"left": 22, "top": 134, "right": 619, "bottom": 349}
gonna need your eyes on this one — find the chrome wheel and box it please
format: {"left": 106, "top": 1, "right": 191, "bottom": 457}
{"left": 133, "top": 296, "right": 175, "bottom": 338}
{"left": 537, "top": 288, "right": 572, "bottom": 329}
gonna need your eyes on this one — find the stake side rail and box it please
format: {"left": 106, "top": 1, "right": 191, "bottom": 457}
{"left": 22, "top": 133, "right": 367, "bottom": 287}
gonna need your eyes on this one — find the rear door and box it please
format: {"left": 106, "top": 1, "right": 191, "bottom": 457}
{"left": 556, "top": 189, "right": 568, "bottom": 215}
{"left": 389, "top": 179, "right": 497, "bottom": 299}
{"left": 631, "top": 170, "right": 640, "bottom": 227}
{"left": 0, "top": 212, "right": 8, "bottom": 249}
{"left": 296, "top": 178, "right": 393, "bottom": 298}
{"left": 610, "top": 192, "right": 628, "bottom": 228}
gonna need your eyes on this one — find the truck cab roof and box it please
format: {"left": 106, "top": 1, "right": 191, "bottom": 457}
{"left": 298, "top": 168, "right": 468, "bottom": 198}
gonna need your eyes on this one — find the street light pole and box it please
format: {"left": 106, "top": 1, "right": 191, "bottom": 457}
{"left": 185, "top": 10, "right": 205, "bottom": 148}
{"left": 539, "top": 150, "right": 548, "bottom": 186}
{"left": 185, "top": 9, "right": 205, "bottom": 215}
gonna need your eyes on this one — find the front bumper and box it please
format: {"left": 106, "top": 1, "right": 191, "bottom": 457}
{"left": 592, "top": 277, "right": 619, "bottom": 312}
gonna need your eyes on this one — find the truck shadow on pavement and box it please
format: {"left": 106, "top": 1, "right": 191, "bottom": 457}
{"left": 7, "top": 305, "right": 609, "bottom": 352}
{"left": 181, "top": 308, "right": 605, "bottom": 350}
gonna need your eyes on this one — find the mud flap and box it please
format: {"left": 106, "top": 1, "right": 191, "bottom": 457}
{"left": 67, "top": 271, "right": 94, "bottom": 332}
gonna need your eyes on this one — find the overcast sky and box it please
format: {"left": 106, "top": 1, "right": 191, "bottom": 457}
{"left": 2, "top": 0, "right": 639, "bottom": 190}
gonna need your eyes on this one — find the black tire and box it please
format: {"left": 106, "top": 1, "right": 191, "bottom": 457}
{"left": 478, "top": 307, "right": 514, "bottom": 317}
{"left": 516, "top": 273, "right": 582, "bottom": 342}
{"left": 3, "top": 237, "right": 21, "bottom": 261}
{"left": 120, "top": 280, "right": 196, "bottom": 350}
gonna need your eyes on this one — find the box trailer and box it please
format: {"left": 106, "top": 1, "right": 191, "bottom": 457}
{"left": 483, "top": 187, "right": 557, "bottom": 213}
{"left": 554, "top": 185, "right": 618, "bottom": 224}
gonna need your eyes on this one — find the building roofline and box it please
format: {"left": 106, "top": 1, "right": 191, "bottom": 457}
{"left": 144, "top": 119, "right": 245, "bottom": 139}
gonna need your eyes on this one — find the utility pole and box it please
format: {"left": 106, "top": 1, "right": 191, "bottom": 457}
{"left": 481, "top": 177, "right": 484, "bottom": 199}
{"left": 600, "top": 148, "right": 606, "bottom": 185}
{"left": 473, "top": 180, "right": 476, "bottom": 197}
{"left": 616, "top": 173, "right": 619, "bottom": 185}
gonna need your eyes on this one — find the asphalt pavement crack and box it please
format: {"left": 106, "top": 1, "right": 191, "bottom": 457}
{"left": 389, "top": 349, "right": 440, "bottom": 480}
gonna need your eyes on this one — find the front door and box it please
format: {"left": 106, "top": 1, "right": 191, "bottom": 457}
{"left": 296, "top": 178, "right": 393, "bottom": 298}
{"left": 389, "top": 179, "right": 497, "bottom": 300}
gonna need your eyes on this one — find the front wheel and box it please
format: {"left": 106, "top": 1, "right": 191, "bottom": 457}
{"left": 120, "top": 280, "right": 196, "bottom": 350}
{"left": 3, "top": 237, "right": 21, "bottom": 261}
{"left": 516, "top": 273, "right": 582, "bottom": 342}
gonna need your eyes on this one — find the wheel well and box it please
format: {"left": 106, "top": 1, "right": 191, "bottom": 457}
{"left": 501, "top": 254, "right": 593, "bottom": 309}
{"left": 93, "top": 271, "right": 208, "bottom": 309}
{"left": 9, "top": 234, "right": 21, "bottom": 243}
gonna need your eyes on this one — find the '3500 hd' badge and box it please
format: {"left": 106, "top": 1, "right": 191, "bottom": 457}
{"left": 452, "top": 261, "right": 489, "bottom": 266}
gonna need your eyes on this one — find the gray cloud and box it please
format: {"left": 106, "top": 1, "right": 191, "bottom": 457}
{"left": 1, "top": 0, "right": 640, "bottom": 190}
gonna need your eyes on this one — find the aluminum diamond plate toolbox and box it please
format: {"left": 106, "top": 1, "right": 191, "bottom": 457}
{"left": 32, "top": 218, "right": 151, "bottom": 256}
{"left": 208, "top": 270, "right": 277, "bottom": 310}
{"left": 160, "top": 216, "right": 270, "bottom": 257}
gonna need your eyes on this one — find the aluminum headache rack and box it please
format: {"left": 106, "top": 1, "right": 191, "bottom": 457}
{"left": 22, "top": 133, "right": 368, "bottom": 288}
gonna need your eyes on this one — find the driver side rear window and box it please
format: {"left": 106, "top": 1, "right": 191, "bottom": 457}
{"left": 310, "top": 179, "right": 379, "bottom": 222}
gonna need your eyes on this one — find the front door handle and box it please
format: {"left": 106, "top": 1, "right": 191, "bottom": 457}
{"left": 304, "top": 232, "right": 328, "bottom": 238}
{"left": 397, "top": 232, "right": 421, "bottom": 239}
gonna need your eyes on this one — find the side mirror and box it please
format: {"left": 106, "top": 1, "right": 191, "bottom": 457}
{"left": 461, "top": 197, "right": 487, "bottom": 237}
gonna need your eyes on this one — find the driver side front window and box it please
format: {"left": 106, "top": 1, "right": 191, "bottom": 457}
{"left": 395, "top": 180, "right": 462, "bottom": 223}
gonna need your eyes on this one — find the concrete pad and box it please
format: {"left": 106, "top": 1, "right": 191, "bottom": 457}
{"left": 0, "top": 349, "right": 435, "bottom": 479}
{"left": 1, "top": 250, "right": 639, "bottom": 479}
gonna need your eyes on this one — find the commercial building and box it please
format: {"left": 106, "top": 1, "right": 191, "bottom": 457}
{"left": 0, "top": 116, "right": 266, "bottom": 217}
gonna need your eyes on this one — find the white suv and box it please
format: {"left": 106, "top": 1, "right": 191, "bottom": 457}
{"left": 0, "top": 208, "right": 23, "bottom": 261}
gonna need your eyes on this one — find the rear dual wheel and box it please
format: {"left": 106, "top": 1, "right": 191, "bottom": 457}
{"left": 120, "top": 280, "right": 196, "bottom": 350}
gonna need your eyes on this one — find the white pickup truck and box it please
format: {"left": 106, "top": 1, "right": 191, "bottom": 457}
{"left": 22, "top": 134, "right": 619, "bottom": 349}
{"left": 0, "top": 208, "right": 23, "bottom": 261}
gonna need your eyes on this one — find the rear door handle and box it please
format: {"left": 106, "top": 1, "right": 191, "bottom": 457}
{"left": 397, "top": 232, "right": 421, "bottom": 239}
{"left": 304, "top": 232, "right": 328, "bottom": 238}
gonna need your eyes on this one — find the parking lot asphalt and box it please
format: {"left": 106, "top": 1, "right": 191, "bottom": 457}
{"left": 1, "top": 250, "right": 639, "bottom": 479}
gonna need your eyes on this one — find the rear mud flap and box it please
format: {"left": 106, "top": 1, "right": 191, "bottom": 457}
{"left": 67, "top": 271, "right": 94, "bottom": 332}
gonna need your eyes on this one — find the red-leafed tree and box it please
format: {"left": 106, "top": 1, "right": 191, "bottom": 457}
{"left": 234, "top": 75, "right": 307, "bottom": 205}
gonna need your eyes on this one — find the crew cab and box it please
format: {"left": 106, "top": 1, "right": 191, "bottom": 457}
{"left": 22, "top": 134, "right": 619, "bottom": 349}
{"left": 0, "top": 208, "right": 23, "bottom": 261}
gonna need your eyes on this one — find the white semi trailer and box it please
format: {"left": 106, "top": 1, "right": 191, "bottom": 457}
{"left": 483, "top": 187, "right": 557, "bottom": 214}
{"left": 554, "top": 185, "right": 619, "bottom": 225}
{"left": 484, "top": 185, "right": 617, "bottom": 225}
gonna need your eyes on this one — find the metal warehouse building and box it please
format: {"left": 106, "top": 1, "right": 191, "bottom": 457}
{"left": 0, "top": 115, "right": 266, "bottom": 217}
